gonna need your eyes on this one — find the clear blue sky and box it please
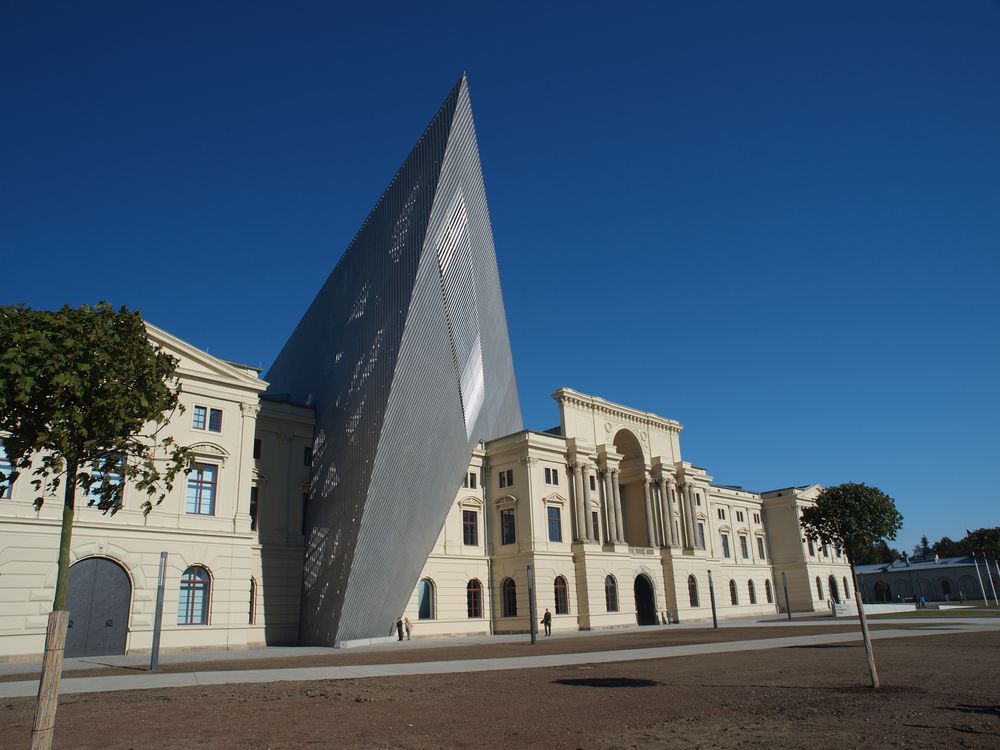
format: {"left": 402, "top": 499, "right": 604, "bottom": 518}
{"left": 3, "top": 2, "right": 998, "bottom": 552}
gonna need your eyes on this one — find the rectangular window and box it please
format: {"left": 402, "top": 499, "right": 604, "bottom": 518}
{"left": 469, "top": 472, "right": 477, "bottom": 489}
{"left": 697, "top": 523, "right": 705, "bottom": 549}
{"left": 304, "top": 446, "right": 312, "bottom": 466}
{"left": 544, "top": 467, "right": 559, "bottom": 485}
{"left": 696, "top": 493, "right": 701, "bottom": 506}
{"left": 192, "top": 406, "right": 207, "bottom": 430}
{"left": 85, "top": 456, "right": 125, "bottom": 505}
{"left": 721, "top": 533, "right": 731, "bottom": 558}
{"left": 717, "top": 508, "right": 725, "bottom": 520}
{"left": 736, "top": 511, "right": 744, "bottom": 523}
{"left": 301, "top": 493, "right": 309, "bottom": 536}
{"left": 547, "top": 506, "right": 562, "bottom": 542}
{"left": 463, "top": 509, "right": 478, "bottom": 545}
{"left": 499, "top": 469, "right": 514, "bottom": 488}
{"left": 208, "top": 408, "right": 223, "bottom": 432}
{"left": 249, "top": 486, "right": 259, "bottom": 531}
{"left": 185, "top": 464, "right": 218, "bottom": 515}
{"left": 822, "top": 543, "right": 829, "bottom": 557}
{"left": 0, "top": 439, "right": 12, "bottom": 499}
{"left": 807, "top": 538, "right": 815, "bottom": 556}
{"left": 253, "top": 438, "right": 261, "bottom": 459}
{"left": 753, "top": 512, "right": 760, "bottom": 524}
{"left": 592, "top": 511, "right": 600, "bottom": 542}
{"left": 462, "top": 473, "right": 469, "bottom": 488}
{"left": 757, "top": 537, "right": 766, "bottom": 559}
{"left": 590, "top": 475, "right": 596, "bottom": 491}
{"left": 740, "top": 535, "right": 749, "bottom": 559}
{"left": 500, "top": 508, "right": 516, "bottom": 544}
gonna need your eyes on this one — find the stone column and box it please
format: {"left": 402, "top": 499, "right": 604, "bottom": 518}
{"left": 664, "top": 479, "right": 676, "bottom": 547}
{"left": 684, "top": 483, "right": 697, "bottom": 548}
{"left": 582, "top": 467, "right": 595, "bottom": 541}
{"left": 602, "top": 470, "right": 616, "bottom": 542}
{"left": 642, "top": 476, "right": 656, "bottom": 548}
{"left": 572, "top": 463, "right": 587, "bottom": 541}
{"left": 612, "top": 470, "right": 625, "bottom": 543}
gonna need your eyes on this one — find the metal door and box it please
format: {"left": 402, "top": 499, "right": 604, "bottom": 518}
{"left": 65, "top": 558, "right": 131, "bottom": 658}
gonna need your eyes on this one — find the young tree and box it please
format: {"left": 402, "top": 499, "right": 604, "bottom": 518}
{"left": 0, "top": 303, "right": 191, "bottom": 750}
{"left": 800, "top": 482, "right": 903, "bottom": 689}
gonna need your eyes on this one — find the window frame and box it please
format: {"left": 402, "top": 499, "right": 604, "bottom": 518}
{"left": 720, "top": 533, "right": 731, "bottom": 559}
{"left": 178, "top": 566, "right": 211, "bottom": 625}
{"left": 604, "top": 575, "right": 618, "bottom": 612}
{"left": 500, "top": 507, "right": 516, "bottom": 545}
{"left": 185, "top": 463, "right": 219, "bottom": 516}
{"left": 554, "top": 575, "right": 569, "bottom": 615}
{"left": 417, "top": 578, "right": 435, "bottom": 620}
{"left": 546, "top": 506, "right": 562, "bottom": 543}
{"left": 467, "top": 579, "right": 483, "bottom": 618}
{"left": 501, "top": 578, "right": 517, "bottom": 617}
{"left": 462, "top": 509, "right": 479, "bottom": 546}
{"left": 739, "top": 535, "right": 749, "bottom": 560}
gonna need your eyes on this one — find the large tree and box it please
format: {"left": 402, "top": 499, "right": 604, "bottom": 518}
{"left": 800, "top": 482, "right": 903, "bottom": 689}
{"left": 0, "top": 302, "right": 191, "bottom": 749}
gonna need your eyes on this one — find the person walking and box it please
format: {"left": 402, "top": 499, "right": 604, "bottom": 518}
{"left": 541, "top": 608, "right": 552, "bottom": 637}
{"left": 404, "top": 617, "right": 413, "bottom": 640}
{"left": 396, "top": 617, "right": 404, "bottom": 641}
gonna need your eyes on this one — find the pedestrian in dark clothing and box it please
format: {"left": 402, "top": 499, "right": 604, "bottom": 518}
{"left": 396, "top": 617, "right": 404, "bottom": 641}
{"left": 541, "top": 608, "right": 552, "bottom": 636}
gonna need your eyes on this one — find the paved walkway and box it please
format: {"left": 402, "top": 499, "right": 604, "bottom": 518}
{"left": 2, "top": 620, "right": 996, "bottom": 700}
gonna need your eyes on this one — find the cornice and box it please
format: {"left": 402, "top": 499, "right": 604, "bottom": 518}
{"left": 552, "top": 387, "right": 683, "bottom": 433}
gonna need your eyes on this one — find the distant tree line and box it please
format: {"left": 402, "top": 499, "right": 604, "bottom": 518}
{"left": 852, "top": 527, "right": 1000, "bottom": 565}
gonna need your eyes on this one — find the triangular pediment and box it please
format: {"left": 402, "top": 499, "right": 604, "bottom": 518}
{"left": 146, "top": 322, "right": 266, "bottom": 393}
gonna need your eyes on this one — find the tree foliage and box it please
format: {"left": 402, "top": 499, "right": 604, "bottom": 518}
{"left": 0, "top": 302, "right": 190, "bottom": 515}
{"left": 800, "top": 482, "right": 903, "bottom": 566}
{"left": 852, "top": 539, "right": 902, "bottom": 565}
{"left": 921, "top": 528, "right": 1000, "bottom": 561}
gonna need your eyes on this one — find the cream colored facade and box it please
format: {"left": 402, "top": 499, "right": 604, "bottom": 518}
{"left": 0, "top": 327, "right": 849, "bottom": 658}
{"left": 404, "top": 388, "right": 852, "bottom": 637}
{"left": 0, "top": 324, "right": 313, "bottom": 660}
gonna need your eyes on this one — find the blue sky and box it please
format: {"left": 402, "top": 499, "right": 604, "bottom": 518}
{"left": 3, "top": 2, "right": 998, "bottom": 551}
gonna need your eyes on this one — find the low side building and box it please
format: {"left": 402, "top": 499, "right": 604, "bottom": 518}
{"left": 856, "top": 555, "right": 998, "bottom": 603}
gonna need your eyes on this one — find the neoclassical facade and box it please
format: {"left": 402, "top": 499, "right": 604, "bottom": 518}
{"left": 0, "top": 331, "right": 850, "bottom": 660}
{"left": 402, "top": 389, "right": 853, "bottom": 637}
{"left": 0, "top": 324, "right": 312, "bottom": 660}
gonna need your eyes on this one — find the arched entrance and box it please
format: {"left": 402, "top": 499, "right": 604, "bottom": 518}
{"left": 828, "top": 575, "right": 840, "bottom": 604}
{"left": 613, "top": 429, "right": 650, "bottom": 546}
{"left": 634, "top": 575, "right": 656, "bottom": 626}
{"left": 65, "top": 557, "right": 131, "bottom": 658}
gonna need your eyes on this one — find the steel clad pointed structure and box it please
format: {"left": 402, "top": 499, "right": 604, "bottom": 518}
{"left": 266, "top": 75, "right": 522, "bottom": 645}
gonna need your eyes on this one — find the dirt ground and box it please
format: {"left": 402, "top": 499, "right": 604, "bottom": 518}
{"left": 3, "top": 630, "right": 999, "bottom": 749}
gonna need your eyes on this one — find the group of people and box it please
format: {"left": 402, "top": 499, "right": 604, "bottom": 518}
{"left": 395, "top": 617, "right": 413, "bottom": 641}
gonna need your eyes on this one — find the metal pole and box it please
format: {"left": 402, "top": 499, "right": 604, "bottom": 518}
{"left": 150, "top": 551, "right": 167, "bottom": 671}
{"left": 781, "top": 571, "right": 792, "bottom": 621}
{"left": 973, "top": 555, "right": 989, "bottom": 606}
{"left": 527, "top": 565, "right": 537, "bottom": 645}
{"left": 995, "top": 561, "right": 1000, "bottom": 606}
{"left": 707, "top": 570, "right": 718, "bottom": 629}
{"left": 985, "top": 555, "right": 999, "bottom": 606}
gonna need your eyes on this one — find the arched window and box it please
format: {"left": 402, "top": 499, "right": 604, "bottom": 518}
{"left": 816, "top": 576, "right": 824, "bottom": 600}
{"left": 843, "top": 577, "right": 851, "bottom": 600}
{"left": 467, "top": 579, "right": 483, "bottom": 618}
{"left": 605, "top": 575, "right": 618, "bottom": 612}
{"left": 748, "top": 580, "right": 756, "bottom": 605}
{"left": 764, "top": 579, "right": 773, "bottom": 603}
{"left": 829, "top": 575, "right": 840, "bottom": 604}
{"left": 688, "top": 575, "right": 699, "bottom": 608}
{"left": 501, "top": 578, "right": 517, "bottom": 617}
{"left": 418, "top": 578, "right": 435, "bottom": 620}
{"left": 178, "top": 566, "right": 210, "bottom": 625}
{"left": 729, "top": 579, "right": 738, "bottom": 605}
{"left": 249, "top": 577, "right": 257, "bottom": 625}
{"left": 554, "top": 576, "right": 569, "bottom": 615}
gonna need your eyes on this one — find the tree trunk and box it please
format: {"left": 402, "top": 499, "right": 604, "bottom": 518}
{"left": 30, "top": 462, "right": 77, "bottom": 749}
{"left": 852, "top": 560, "right": 880, "bottom": 689}
{"left": 52, "top": 461, "right": 77, "bottom": 611}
